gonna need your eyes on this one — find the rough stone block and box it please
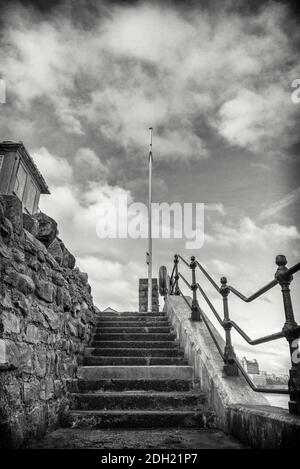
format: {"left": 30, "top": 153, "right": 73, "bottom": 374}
{"left": 36, "top": 280, "right": 54, "bottom": 303}
{"left": 3, "top": 195, "right": 23, "bottom": 234}
{"left": 11, "top": 290, "right": 30, "bottom": 316}
{"left": 23, "top": 213, "right": 39, "bottom": 236}
{"left": 17, "top": 273, "right": 35, "bottom": 295}
{"left": 23, "top": 380, "right": 40, "bottom": 404}
{"left": 67, "top": 321, "right": 78, "bottom": 337}
{"left": 33, "top": 212, "right": 58, "bottom": 248}
{"left": 79, "top": 272, "right": 88, "bottom": 285}
{"left": 12, "top": 248, "right": 25, "bottom": 264}
{"left": 25, "top": 324, "right": 39, "bottom": 344}
{"left": 6, "top": 382, "right": 21, "bottom": 406}
{"left": 58, "top": 238, "right": 76, "bottom": 269}
{"left": 42, "top": 307, "right": 59, "bottom": 330}
{"left": 40, "top": 378, "right": 54, "bottom": 401}
{"left": 48, "top": 238, "right": 63, "bottom": 265}
{"left": 35, "top": 349, "right": 47, "bottom": 377}
{"left": 6, "top": 341, "right": 33, "bottom": 372}
{"left": 2, "top": 312, "right": 21, "bottom": 334}
{"left": 0, "top": 339, "right": 6, "bottom": 363}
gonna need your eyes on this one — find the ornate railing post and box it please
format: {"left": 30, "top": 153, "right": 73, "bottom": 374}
{"left": 174, "top": 254, "right": 180, "bottom": 295}
{"left": 190, "top": 256, "right": 201, "bottom": 321}
{"left": 220, "top": 276, "right": 238, "bottom": 376}
{"left": 275, "top": 255, "right": 300, "bottom": 415}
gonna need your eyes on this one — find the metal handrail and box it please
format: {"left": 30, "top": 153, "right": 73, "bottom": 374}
{"left": 178, "top": 272, "right": 191, "bottom": 290}
{"left": 196, "top": 282, "right": 223, "bottom": 326}
{"left": 160, "top": 253, "right": 300, "bottom": 414}
{"left": 196, "top": 260, "right": 219, "bottom": 291}
{"left": 228, "top": 281, "right": 278, "bottom": 303}
{"left": 230, "top": 320, "right": 284, "bottom": 345}
{"left": 177, "top": 254, "right": 191, "bottom": 268}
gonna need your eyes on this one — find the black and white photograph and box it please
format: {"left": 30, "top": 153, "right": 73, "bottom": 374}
{"left": 0, "top": 0, "right": 299, "bottom": 454}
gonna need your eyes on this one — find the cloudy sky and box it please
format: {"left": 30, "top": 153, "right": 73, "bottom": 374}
{"left": 0, "top": 0, "right": 299, "bottom": 372}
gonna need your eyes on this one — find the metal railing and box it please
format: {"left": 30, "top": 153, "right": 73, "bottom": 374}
{"left": 159, "top": 254, "right": 300, "bottom": 415}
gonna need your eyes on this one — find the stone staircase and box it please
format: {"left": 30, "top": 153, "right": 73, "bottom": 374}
{"left": 65, "top": 311, "right": 214, "bottom": 429}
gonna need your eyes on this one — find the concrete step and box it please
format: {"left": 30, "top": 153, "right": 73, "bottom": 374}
{"left": 96, "top": 319, "right": 169, "bottom": 325}
{"left": 83, "top": 356, "right": 188, "bottom": 366}
{"left": 70, "top": 391, "right": 206, "bottom": 410}
{"left": 63, "top": 409, "right": 214, "bottom": 429}
{"left": 90, "top": 341, "right": 179, "bottom": 349}
{"left": 67, "top": 379, "right": 194, "bottom": 393}
{"left": 85, "top": 347, "right": 183, "bottom": 357}
{"left": 96, "top": 312, "right": 166, "bottom": 318}
{"left": 30, "top": 427, "right": 246, "bottom": 449}
{"left": 94, "top": 326, "right": 172, "bottom": 334}
{"left": 93, "top": 333, "right": 176, "bottom": 341}
{"left": 77, "top": 365, "right": 193, "bottom": 381}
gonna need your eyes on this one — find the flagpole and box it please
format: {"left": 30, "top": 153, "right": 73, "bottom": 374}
{"left": 147, "top": 127, "right": 153, "bottom": 313}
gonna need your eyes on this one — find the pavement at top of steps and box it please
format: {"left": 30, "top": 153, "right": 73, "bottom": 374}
{"left": 29, "top": 428, "right": 246, "bottom": 449}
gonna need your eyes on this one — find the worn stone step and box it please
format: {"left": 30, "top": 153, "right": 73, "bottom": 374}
{"left": 83, "top": 356, "right": 188, "bottom": 366}
{"left": 96, "top": 312, "right": 166, "bottom": 318}
{"left": 70, "top": 391, "right": 206, "bottom": 410}
{"left": 77, "top": 365, "right": 193, "bottom": 381}
{"left": 96, "top": 320, "right": 169, "bottom": 327}
{"left": 85, "top": 348, "right": 183, "bottom": 357}
{"left": 93, "top": 333, "right": 177, "bottom": 341}
{"left": 94, "top": 326, "right": 172, "bottom": 334}
{"left": 30, "top": 427, "right": 246, "bottom": 449}
{"left": 63, "top": 410, "right": 214, "bottom": 429}
{"left": 96, "top": 316, "right": 169, "bottom": 326}
{"left": 90, "top": 341, "right": 178, "bottom": 349}
{"left": 67, "top": 379, "right": 194, "bottom": 393}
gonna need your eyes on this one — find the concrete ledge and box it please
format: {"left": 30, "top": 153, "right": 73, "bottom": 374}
{"left": 164, "top": 295, "right": 300, "bottom": 448}
{"left": 164, "top": 296, "right": 268, "bottom": 428}
{"left": 227, "top": 404, "right": 300, "bottom": 448}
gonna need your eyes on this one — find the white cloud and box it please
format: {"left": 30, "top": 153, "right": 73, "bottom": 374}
{"left": 31, "top": 146, "right": 73, "bottom": 187}
{"left": 217, "top": 87, "right": 292, "bottom": 153}
{"left": 211, "top": 259, "right": 238, "bottom": 276}
{"left": 77, "top": 256, "right": 145, "bottom": 311}
{"left": 74, "top": 147, "right": 109, "bottom": 180}
{"left": 205, "top": 217, "right": 300, "bottom": 248}
{"left": 1, "top": 1, "right": 298, "bottom": 159}
{"left": 260, "top": 187, "right": 300, "bottom": 220}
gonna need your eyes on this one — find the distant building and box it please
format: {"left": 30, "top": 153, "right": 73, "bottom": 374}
{"left": 250, "top": 374, "right": 267, "bottom": 387}
{"left": 103, "top": 307, "right": 118, "bottom": 313}
{"left": 241, "top": 356, "right": 260, "bottom": 375}
{"left": 241, "top": 356, "right": 267, "bottom": 386}
{"left": 0, "top": 141, "right": 50, "bottom": 214}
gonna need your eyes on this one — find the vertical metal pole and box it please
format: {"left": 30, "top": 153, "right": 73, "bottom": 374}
{"left": 220, "top": 276, "right": 238, "bottom": 376}
{"left": 275, "top": 255, "right": 300, "bottom": 415}
{"left": 190, "top": 256, "right": 201, "bottom": 321}
{"left": 174, "top": 254, "right": 180, "bottom": 295}
{"left": 147, "top": 128, "right": 153, "bottom": 313}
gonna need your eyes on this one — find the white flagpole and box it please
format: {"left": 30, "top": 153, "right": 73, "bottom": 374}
{"left": 147, "top": 127, "right": 153, "bottom": 313}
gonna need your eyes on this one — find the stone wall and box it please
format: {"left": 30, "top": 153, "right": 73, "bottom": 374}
{"left": 0, "top": 195, "right": 96, "bottom": 448}
{"left": 139, "top": 279, "right": 159, "bottom": 313}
